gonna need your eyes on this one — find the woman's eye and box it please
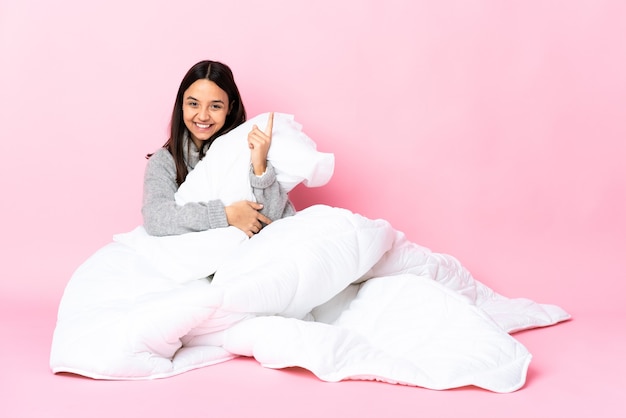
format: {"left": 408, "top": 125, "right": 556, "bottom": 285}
{"left": 187, "top": 101, "right": 198, "bottom": 107}
{"left": 211, "top": 104, "right": 223, "bottom": 110}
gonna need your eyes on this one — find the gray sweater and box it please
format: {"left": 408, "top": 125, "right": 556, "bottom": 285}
{"left": 142, "top": 145, "right": 295, "bottom": 236}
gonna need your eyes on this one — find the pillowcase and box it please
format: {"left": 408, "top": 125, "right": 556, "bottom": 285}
{"left": 175, "top": 112, "right": 334, "bottom": 206}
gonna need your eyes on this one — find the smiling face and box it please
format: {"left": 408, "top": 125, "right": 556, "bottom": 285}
{"left": 182, "top": 79, "right": 230, "bottom": 149}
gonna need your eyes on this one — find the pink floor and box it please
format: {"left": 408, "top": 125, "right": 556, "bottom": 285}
{"left": 1, "top": 296, "right": 623, "bottom": 418}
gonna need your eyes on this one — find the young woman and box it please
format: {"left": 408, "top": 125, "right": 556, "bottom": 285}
{"left": 142, "top": 60, "right": 295, "bottom": 237}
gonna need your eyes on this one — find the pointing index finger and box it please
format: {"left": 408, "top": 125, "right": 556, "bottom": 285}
{"left": 265, "top": 112, "right": 274, "bottom": 136}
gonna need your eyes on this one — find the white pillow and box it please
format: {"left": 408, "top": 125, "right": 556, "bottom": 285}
{"left": 175, "top": 112, "right": 335, "bottom": 206}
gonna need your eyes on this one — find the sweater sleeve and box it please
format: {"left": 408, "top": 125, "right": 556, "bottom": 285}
{"left": 250, "top": 161, "right": 297, "bottom": 223}
{"left": 141, "top": 149, "right": 228, "bottom": 236}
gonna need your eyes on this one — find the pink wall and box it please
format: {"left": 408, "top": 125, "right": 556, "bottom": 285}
{"left": 1, "top": 0, "right": 624, "bottom": 314}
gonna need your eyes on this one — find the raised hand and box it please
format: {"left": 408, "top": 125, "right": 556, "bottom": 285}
{"left": 248, "top": 112, "right": 274, "bottom": 176}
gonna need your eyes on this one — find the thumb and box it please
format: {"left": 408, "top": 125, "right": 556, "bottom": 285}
{"left": 249, "top": 201, "right": 264, "bottom": 210}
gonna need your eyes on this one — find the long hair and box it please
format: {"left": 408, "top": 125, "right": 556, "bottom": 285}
{"left": 148, "top": 60, "right": 247, "bottom": 186}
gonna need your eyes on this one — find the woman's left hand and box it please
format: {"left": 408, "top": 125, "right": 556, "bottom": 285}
{"left": 248, "top": 112, "right": 274, "bottom": 175}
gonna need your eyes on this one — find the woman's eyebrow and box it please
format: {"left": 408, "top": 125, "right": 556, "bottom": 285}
{"left": 185, "top": 96, "right": 224, "bottom": 104}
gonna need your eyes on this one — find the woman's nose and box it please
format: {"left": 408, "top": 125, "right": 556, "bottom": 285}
{"left": 199, "top": 107, "right": 211, "bottom": 120}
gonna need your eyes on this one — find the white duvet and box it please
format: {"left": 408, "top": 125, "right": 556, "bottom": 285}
{"left": 50, "top": 113, "right": 570, "bottom": 393}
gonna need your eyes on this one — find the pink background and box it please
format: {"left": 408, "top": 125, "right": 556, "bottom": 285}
{"left": 2, "top": 0, "right": 624, "bottom": 313}
{"left": 1, "top": 1, "right": 625, "bottom": 416}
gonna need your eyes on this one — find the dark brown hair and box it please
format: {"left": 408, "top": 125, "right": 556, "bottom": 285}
{"left": 148, "top": 60, "right": 247, "bottom": 185}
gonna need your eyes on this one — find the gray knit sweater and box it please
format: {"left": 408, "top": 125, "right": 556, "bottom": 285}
{"left": 142, "top": 144, "right": 295, "bottom": 236}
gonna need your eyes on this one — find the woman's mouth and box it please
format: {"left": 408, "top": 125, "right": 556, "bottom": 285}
{"left": 195, "top": 122, "right": 212, "bottom": 129}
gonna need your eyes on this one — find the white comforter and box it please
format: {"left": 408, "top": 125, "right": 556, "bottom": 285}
{"left": 49, "top": 114, "right": 570, "bottom": 393}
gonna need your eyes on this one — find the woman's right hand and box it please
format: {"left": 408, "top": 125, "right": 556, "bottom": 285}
{"left": 225, "top": 200, "right": 272, "bottom": 237}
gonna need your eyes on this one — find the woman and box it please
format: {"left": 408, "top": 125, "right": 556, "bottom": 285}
{"left": 142, "top": 60, "right": 295, "bottom": 237}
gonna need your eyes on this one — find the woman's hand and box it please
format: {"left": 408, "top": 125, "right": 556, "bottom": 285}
{"left": 248, "top": 112, "right": 274, "bottom": 176}
{"left": 225, "top": 200, "right": 272, "bottom": 237}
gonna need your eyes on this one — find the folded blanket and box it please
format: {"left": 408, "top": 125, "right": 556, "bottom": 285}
{"left": 49, "top": 114, "right": 570, "bottom": 392}
{"left": 50, "top": 205, "right": 569, "bottom": 392}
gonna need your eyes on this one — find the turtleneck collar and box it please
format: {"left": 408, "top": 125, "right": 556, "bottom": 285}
{"left": 183, "top": 132, "right": 202, "bottom": 171}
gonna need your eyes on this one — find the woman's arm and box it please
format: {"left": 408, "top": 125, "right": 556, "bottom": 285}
{"left": 250, "top": 161, "right": 296, "bottom": 224}
{"left": 142, "top": 148, "right": 278, "bottom": 237}
{"left": 142, "top": 148, "right": 228, "bottom": 236}
{"left": 247, "top": 112, "right": 296, "bottom": 223}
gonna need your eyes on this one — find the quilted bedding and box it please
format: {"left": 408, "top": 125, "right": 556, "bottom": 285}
{"left": 49, "top": 114, "right": 570, "bottom": 392}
